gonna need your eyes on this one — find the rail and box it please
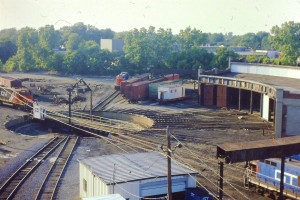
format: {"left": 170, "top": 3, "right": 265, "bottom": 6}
{"left": 93, "top": 90, "right": 119, "bottom": 111}
{"left": 35, "top": 136, "right": 78, "bottom": 200}
{"left": 0, "top": 136, "right": 67, "bottom": 200}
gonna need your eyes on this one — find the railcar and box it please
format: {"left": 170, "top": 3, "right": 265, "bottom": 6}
{"left": 245, "top": 157, "right": 300, "bottom": 199}
{"left": 114, "top": 72, "right": 129, "bottom": 90}
{"left": 0, "top": 86, "right": 33, "bottom": 110}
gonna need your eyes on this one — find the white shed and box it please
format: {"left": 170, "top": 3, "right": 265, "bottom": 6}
{"left": 158, "top": 85, "right": 185, "bottom": 101}
{"left": 79, "top": 152, "right": 197, "bottom": 200}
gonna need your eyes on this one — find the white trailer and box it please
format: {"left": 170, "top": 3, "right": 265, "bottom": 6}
{"left": 158, "top": 85, "right": 185, "bottom": 102}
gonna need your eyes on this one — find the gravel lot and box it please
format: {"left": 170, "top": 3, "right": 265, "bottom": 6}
{"left": 0, "top": 72, "right": 275, "bottom": 200}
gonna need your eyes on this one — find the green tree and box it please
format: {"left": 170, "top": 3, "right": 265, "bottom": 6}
{"left": 167, "top": 47, "right": 214, "bottom": 70}
{"left": 256, "top": 31, "right": 271, "bottom": 50}
{"left": 238, "top": 33, "right": 260, "bottom": 50}
{"left": 246, "top": 55, "right": 260, "bottom": 63}
{"left": 48, "top": 53, "right": 64, "bottom": 71}
{"left": 0, "top": 41, "right": 17, "bottom": 63}
{"left": 208, "top": 33, "right": 225, "bottom": 45}
{"left": 270, "top": 21, "right": 300, "bottom": 65}
{"left": 124, "top": 26, "right": 174, "bottom": 73}
{"left": 177, "top": 27, "right": 208, "bottom": 50}
{"left": 0, "top": 28, "right": 17, "bottom": 43}
{"left": 15, "top": 27, "right": 38, "bottom": 71}
{"left": 213, "top": 47, "right": 239, "bottom": 69}
{"left": 65, "top": 33, "right": 82, "bottom": 51}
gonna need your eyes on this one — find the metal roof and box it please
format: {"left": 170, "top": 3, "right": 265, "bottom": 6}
{"left": 217, "top": 135, "right": 300, "bottom": 163}
{"left": 79, "top": 152, "right": 197, "bottom": 185}
{"left": 225, "top": 73, "right": 300, "bottom": 94}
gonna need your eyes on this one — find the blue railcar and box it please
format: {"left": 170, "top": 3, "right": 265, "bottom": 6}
{"left": 245, "top": 157, "right": 300, "bottom": 199}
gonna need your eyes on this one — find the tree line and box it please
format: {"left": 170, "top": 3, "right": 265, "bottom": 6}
{"left": 0, "top": 21, "right": 299, "bottom": 75}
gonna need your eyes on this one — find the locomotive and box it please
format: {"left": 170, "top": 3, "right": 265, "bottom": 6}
{"left": 245, "top": 157, "right": 300, "bottom": 199}
{"left": 115, "top": 72, "right": 129, "bottom": 90}
{"left": 0, "top": 76, "right": 33, "bottom": 110}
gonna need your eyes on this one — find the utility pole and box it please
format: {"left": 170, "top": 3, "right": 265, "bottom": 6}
{"left": 279, "top": 157, "right": 285, "bottom": 200}
{"left": 68, "top": 90, "right": 72, "bottom": 124}
{"left": 198, "top": 66, "right": 201, "bottom": 105}
{"left": 218, "top": 161, "right": 224, "bottom": 200}
{"left": 166, "top": 126, "right": 172, "bottom": 200}
{"left": 90, "top": 90, "right": 93, "bottom": 120}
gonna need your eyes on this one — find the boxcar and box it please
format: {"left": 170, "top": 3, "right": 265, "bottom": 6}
{"left": 120, "top": 74, "right": 149, "bottom": 95}
{"left": 125, "top": 78, "right": 165, "bottom": 102}
{"left": 164, "top": 74, "right": 180, "bottom": 81}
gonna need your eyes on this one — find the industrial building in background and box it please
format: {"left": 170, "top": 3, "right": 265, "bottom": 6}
{"left": 199, "top": 62, "right": 300, "bottom": 138}
{"left": 100, "top": 39, "right": 124, "bottom": 53}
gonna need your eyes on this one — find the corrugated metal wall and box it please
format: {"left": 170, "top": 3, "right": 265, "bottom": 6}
{"left": 217, "top": 85, "right": 227, "bottom": 107}
{"left": 79, "top": 162, "right": 109, "bottom": 198}
{"left": 203, "top": 85, "right": 214, "bottom": 106}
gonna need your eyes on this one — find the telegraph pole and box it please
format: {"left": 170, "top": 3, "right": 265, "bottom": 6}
{"left": 166, "top": 126, "right": 172, "bottom": 200}
{"left": 90, "top": 90, "right": 93, "bottom": 120}
{"left": 68, "top": 90, "right": 72, "bottom": 124}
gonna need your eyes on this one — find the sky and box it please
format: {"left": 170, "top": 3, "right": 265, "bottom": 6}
{"left": 1, "top": 0, "right": 300, "bottom": 35}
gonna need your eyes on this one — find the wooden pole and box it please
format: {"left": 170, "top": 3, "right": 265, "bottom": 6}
{"left": 238, "top": 89, "right": 241, "bottom": 111}
{"left": 90, "top": 90, "right": 93, "bottom": 120}
{"left": 166, "top": 126, "right": 172, "bottom": 200}
{"left": 250, "top": 91, "right": 253, "bottom": 114}
{"left": 69, "top": 91, "right": 71, "bottom": 124}
{"left": 218, "top": 161, "right": 224, "bottom": 200}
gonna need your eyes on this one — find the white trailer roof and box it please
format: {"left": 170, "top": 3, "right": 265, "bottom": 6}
{"left": 79, "top": 152, "right": 196, "bottom": 185}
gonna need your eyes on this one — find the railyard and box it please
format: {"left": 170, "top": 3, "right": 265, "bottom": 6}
{"left": 0, "top": 72, "right": 275, "bottom": 200}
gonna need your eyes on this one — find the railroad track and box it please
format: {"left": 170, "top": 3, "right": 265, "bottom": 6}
{"left": 0, "top": 137, "right": 66, "bottom": 200}
{"left": 109, "top": 107, "right": 272, "bottom": 131}
{"left": 35, "top": 136, "right": 78, "bottom": 200}
{"left": 93, "top": 90, "right": 119, "bottom": 111}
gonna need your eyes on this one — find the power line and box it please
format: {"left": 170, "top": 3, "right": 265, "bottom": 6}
{"left": 2, "top": 86, "right": 250, "bottom": 199}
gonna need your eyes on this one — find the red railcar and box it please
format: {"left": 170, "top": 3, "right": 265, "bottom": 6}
{"left": 120, "top": 74, "right": 149, "bottom": 95}
{"left": 125, "top": 78, "right": 165, "bottom": 102}
{"left": 164, "top": 74, "right": 180, "bottom": 81}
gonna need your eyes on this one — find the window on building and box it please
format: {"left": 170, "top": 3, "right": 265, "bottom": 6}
{"left": 175, "top": 89, "right": 177, "bottom": 92}
{"left": 83, "top": 179, "right": 87, "bottom": 192}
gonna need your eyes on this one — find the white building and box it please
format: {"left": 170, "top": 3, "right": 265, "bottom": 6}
{"left": 79, "top": 152, "right": 197, "bottom": 200}
{"left": 158, "top": 85, "right": 185, "bottom": 102}
{"left": 100, "top": 39, "right": 124, "bottom": 52}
